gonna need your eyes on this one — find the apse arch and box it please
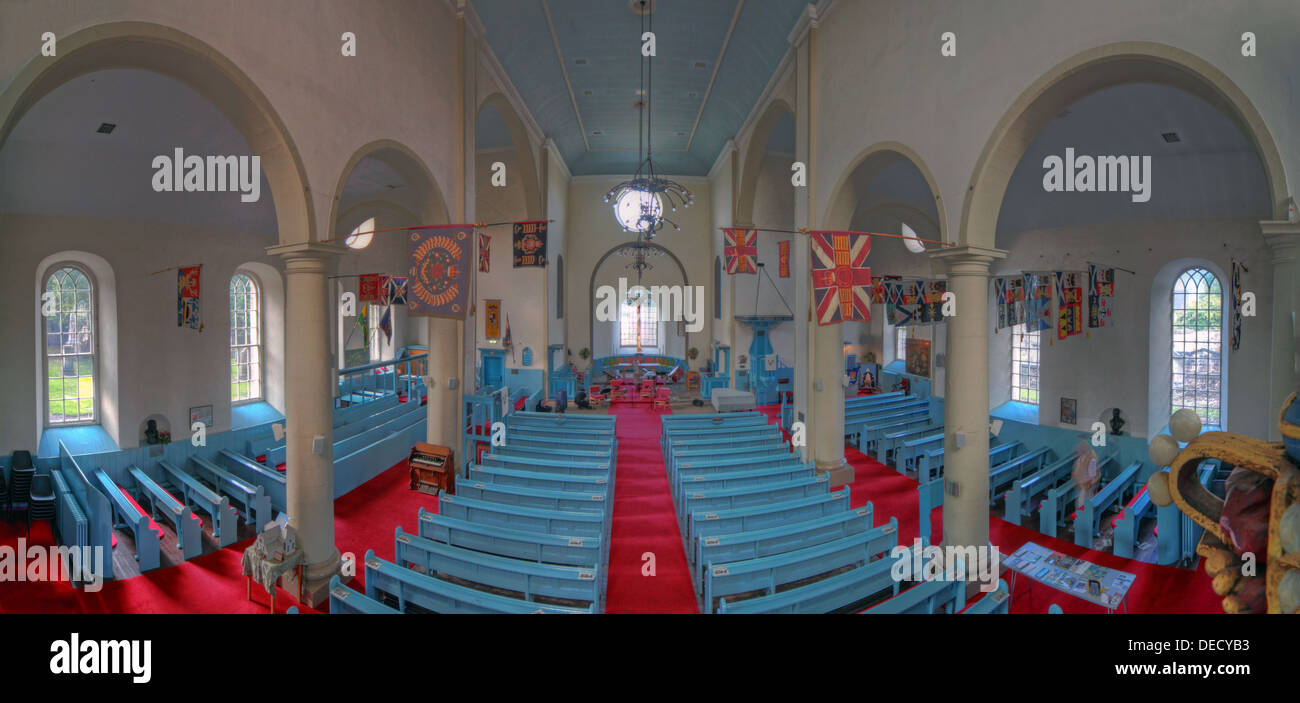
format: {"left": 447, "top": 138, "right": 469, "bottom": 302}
{"left": 735, "top": 98, "right": 795, "bottom": 226}
{"left": 329, "top": 139, "right": 450, "bottom": 228}
{"left": 0, "top": 21, "right": 314, "bottom": 245}
{"left": 477, "top": 93, "right": 543, "bottom": 222}
{"left": 821, "top": 141, "right": 947, "bottom": 239}
{"left": 587, "top": 242, "right": 691, "bottom": 357}
{"left": 961, "top": 41, "right": 1289, "bottom": 249}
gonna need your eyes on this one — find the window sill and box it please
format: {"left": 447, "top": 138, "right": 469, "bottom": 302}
{"left": 232, "top": 401, "right": 284, "bottom": 430}
{"left": 992, "top": 401, "right": 1039, "bottom": 426}
{"left": 38, "top": 425, "right": 118, "bottom": 458}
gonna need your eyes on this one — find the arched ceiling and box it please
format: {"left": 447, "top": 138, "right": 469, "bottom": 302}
{"left": 0, "top": 68, "right": 276, "bottom": 235}
{"left": 996, "top": 82, "right": 1271, "bottom": 237}
{"left": 472, "top": 0, "right": 808, "bottom": 176}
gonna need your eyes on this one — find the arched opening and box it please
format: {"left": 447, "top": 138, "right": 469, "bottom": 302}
{"left": 588, "top": 242, "right": 691, "bottom": 360}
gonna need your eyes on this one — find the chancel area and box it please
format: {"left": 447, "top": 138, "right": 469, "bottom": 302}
{"left": 1, "top": 0, "right": 1298, "bottom": 616}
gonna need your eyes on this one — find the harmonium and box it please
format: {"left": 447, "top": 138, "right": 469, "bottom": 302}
{"left": 409, "top": 442, "right": 454, "bottom": 495}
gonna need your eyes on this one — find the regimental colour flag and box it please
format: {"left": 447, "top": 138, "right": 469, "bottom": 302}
{"left": 809, "top": 231, "right": 872, "bottom": 325}
{"left": 1024, "top": 273, "right": 1052, "bottom": 332}
{"left": 723, "top": 227, "right": 758, "bottom": 274}
{"left": 1055, "top": 270, "right": 1084, "bottom": 340}
{"left": 384, "top": 276, "right": 408, "bottom": 305}
{"left": 178, "top": 265, "right": 201, "bottom": 330}
{"left": 778, "top": 240, "right": 791, "bottom": 278}
{"left": 513, "top": 221, "right": 547, "bottom": 268}
{"left": 408, "top": 226, "right": 471, "bottom": 319}
{"left": 359, "top": 273, "right": 384, "bottom": 304}
{"left": 478, "top": 233, "right": 490, "bottom": 273}
{"left": 1087, "top": 263, "right": 1114, "bottom": 329}
{"left": 1230, "top": 259, "right": 1243, "bottom": 351}
{"left": 379, "top": 305, "right": 393, "bottom": 345}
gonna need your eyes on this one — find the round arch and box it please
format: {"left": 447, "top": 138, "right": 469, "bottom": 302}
{"left": 329, "top": 139, "right": 450, "bottom": 230}
{"left": 962, "top": 41, "right": 1289, "bottom": 249}
{"left": 821, "top": 141, "right": 948, "bottom": 238}
{"left": 477, "top": 93, "right": 543, "bottom": 222}
{"left": 735, "top": 98, "right": 795, "bottom": 227}
{"left": 0, "top": 21, "right": 314, "bottom": 246}
{"left": 587, "top": 242, "right": 691, "bottom": 354}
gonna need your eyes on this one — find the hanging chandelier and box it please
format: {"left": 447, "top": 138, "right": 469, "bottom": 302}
{"left": 603, "top": 0, "right": 693, "bottom": 236}
{"left": 616, "top": 234, "right": 665, "bottom": 274}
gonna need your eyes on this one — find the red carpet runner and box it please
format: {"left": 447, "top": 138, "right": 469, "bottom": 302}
{"left": 604, "top": 405, "right": 698, "bottom": 613}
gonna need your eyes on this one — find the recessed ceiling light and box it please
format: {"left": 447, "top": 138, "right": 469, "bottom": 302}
{"left": 1162, "top": 131, "right": 1181, "bottom": 143}
{"left": 96, "top": 123, "right": 116, "bottom": 134}
{"left": 592, "top": 130, "right": 603, "bottom": 136}
{"left": 574, "top": 58, "right": 588, "bottom": 65}
{"left": 693, "top": 61, "right": 708, "bottom": 69}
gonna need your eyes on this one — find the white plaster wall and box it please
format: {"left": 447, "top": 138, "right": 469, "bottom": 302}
{"left": 733, "top": 153, "right": 798, "bottom": 369}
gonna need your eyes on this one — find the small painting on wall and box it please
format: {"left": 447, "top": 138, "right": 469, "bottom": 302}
{"left": 189, "top": 404, "right": 214, "bottom": 429}
{"left": 905, "top": 338, "right": 931, "bottom": 378}
{"left": 1060, "top": 397, "right": 1077, "bottom": 425}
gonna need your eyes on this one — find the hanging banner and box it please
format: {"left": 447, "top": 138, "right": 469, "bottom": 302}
{"left": 723, "top": 227, "right": 758, "bottom": 274}
{"left": 871, "top": 275, "right": 900, "bottom": 304}
{"left": 887, "top": 280, "right": 918, "bottom": 326}
{"left": 1055, "top": 271, "right": 1084, "bottom": 340}
{"left": 359, "top": 273, "right": 384, "bottom": 304}
{"left": 994, "top": 276, "right": 1027, "bottom": 330}
{"left": 1087, "top": 264, "right": 1114, "bottom": 329}
{"left": 178, "top": 265, "right": 201, "bottom": 330}
{"left": 905, "top": 337, "right": 932, "bottom": 378}
{"left": 809, "top": 231, "right": 872, "bottom": 325}
{"left": 778, "top": 240, "right": 791, "bottom": 278}
{"left": 1023, "top": 273, "right": 1052, "bottom": 332}
{"left": 995, "top": 277, "right": 1009, "bottom": 330}
{"left": 478, "top": 233, "right": 491, "bottom": 273}
{"left": 408, "top": 226, "right": 471, "bottom": 319}
{"left": 384, "top": 275, "right": 408, "bottom": 305}
{"left": 379, "top": 305, "right": 393, "bottom": 345}
{"left": 512, "top": 221, "right": 548, "bottom": 268}
{"left": 1230, "top": 259, "right": 1243, "bottom": 350}
{"left": 485, "top": 299, "right": 501, "bottom": 339}
{"left": 918, "top": 279, "right": 947, "bottom": 325}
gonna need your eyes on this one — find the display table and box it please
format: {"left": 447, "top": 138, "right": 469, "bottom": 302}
{"left": 1002, "top": 541, "right": 1136, "bottom": 613}
{"left": 241, "top": 546, "right": 306, "bottom": 613}
{"left": 711, "top": 388, "right": 756, "bottom": 413}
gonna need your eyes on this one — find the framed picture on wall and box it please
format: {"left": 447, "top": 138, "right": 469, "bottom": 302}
{"left": 189, "top": 404, "right": 214, "bottom": 428}
{"left": 1060, "top": 397, "right": 1077, "bottom": 425}
{"left": 905, "top": 338, "right": 931, "bottom": 378}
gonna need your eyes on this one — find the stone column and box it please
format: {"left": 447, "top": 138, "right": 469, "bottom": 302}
{"left": 267, "top": 241, "right": 345, "bottom": 606}
{"left": 928, "top": 245, "right": 1005, "bottom": 551}
{"left": 1262, "top": 222, "right": 1300, "bottom": 440}
{"left": 427, "top": 317, "right": 461, "bottom": 450}
{"left": 812, "top": 319, "right": 853, "bottom": 484}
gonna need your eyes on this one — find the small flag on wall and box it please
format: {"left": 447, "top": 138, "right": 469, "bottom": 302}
{"left": 478, "top": 233, "right": 491, "bottom": 273}
{"left": 359, "top": 273, "right": 384, "bottom": 304}
{"left": 379, "top": 306, "right": 393, "bottom": 344}
{"left": 809, "top": 231, "right": 872, "bottom": 325}
{"left": 994, "top": 276, "right": 1026, "bottom": 330}
{"left": 513, "top": 221, "right": 548, "bottom": 267}
{"left": 778, "top": 240, "right": 790, "bottom": 278}
{"left": 485, "top": 299, "right": 501, "bottom": 339}
{"left": 384, "top": 276, "right": 408, "bottom": 305}
{"left": 178, "top": 265, "right": 201, "bottom": 330}
{"left": 408, "top": 226, "right": 471, "bottom": 319}
{"left": 723, "top": 227, "right": 758, "bottom": 274}
{"left": 357, "top": 304, "right": 370, "bottom": 344}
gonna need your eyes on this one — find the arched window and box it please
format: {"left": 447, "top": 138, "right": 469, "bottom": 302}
{"left": 620, "top": 295, "right": 658, "bottom": 349}
{"left": 230, "top": 272, "right": 262, "bottom": 402}
{"left": 1171, "top": 267, "right": 1222, "bottom": 427}
{"left": 1010, "top": 322, "right": 1040, "bottom": 404}
{"left": 43, "top": 265, "right": 96, "bottom": 425}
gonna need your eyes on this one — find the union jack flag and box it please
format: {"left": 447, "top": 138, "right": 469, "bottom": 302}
{"left": 810, "top": 231, "right": 871, "bottom": 325}
{"left": 723, "top": 227, "right": 758, "bottom": 274}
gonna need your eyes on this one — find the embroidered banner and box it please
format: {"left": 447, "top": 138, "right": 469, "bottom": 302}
{"left": 359, "top": 273, "right": 384, "bottom": 304}
{"left": 384, "top": 276, "right": 408, "bottom": 305}
{"left": 1055, "top": 271, "right": 1084, "bottom": 340}
{"left": 1087, "top": 263, "right": 1115, "bottom": 329}
{"left": 379, "top": 305, "right": 393, "bottom": 345}
{"left": 1230, "top": 259, "right": 1243, "bottom": 350}
{"left": 1024, "top": 273, "right": 1052, "bottom": 332}
{"left": 994, "top": 276, "right": 1026, "bottom": 330}
{"left": 178, "top": 265, "right": 201, "bottom": 330}
{"left": 478, "top": 233, "right": 491, "bottom": 273}
{"left": 408, "top": 226, "right": 471, "bottom": 319}
{"left": 887, "top": 280, "right": 918, "bottom": 326}
{"left": 810, "top": 231, "right": 872, "bottom": 325}
{"left": 918, "top": 279, "right": 946, "bottom": 325}
{"left": 513, "top": 221, "right": 547, "bottom": 268}
{"left": 723, "top": 227, "right": 758, "bottom": 274}
{"left": 778, "top": 240, "right": 790, "bottom": 278}
{"left": 871, "top": 275, "right": 900, "bottom": 304}
{"left": 485, "top": 299, "right": 501, "bottom": 339}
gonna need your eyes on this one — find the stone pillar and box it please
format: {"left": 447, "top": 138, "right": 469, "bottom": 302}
{"left": 427, "top": 317, "right": 461, "bottom": 450}
{"left": 928, "top": 245, "right": 1005, "bottom": 552}
{"left": 812, "top": 320, "right": 852, "bottom": 484}
{"left": 1262, "top": 222, "right": 1300, "bottom": 440}
{"left": 267, "top": 241, "right": 345, "bottom": 607}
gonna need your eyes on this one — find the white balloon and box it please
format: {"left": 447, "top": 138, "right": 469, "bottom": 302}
{"left": 1280, "top": 503, "right": 1300, "bottom": 555}
{"left": 1146, "top": 470, "right": 1173, "bottom": 507}
{"left": 1148, "top": 433, "right": 1181, "bottom": 468}
{"left": 1280, "top": 570, "right": 1300, "bottom": 614}
{"left": 1170, "top": 408, "right": 1203, "bottom": 443}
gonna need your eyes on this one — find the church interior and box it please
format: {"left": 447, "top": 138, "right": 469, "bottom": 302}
{"left": 2, "top": 0, "right": 1299, "bottom": 621}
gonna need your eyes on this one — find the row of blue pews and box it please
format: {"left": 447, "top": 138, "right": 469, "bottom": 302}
{"left": 335, "top": 411, "right": 617, "bottom": 613}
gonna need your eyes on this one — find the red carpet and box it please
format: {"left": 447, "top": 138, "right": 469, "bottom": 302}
{"left": 603, "top": 404, "right": 698, "bottom": 613}
{"left": 0, "top": 459, "right": 436, "bottom": 614}
{"left": 753, "top": 404, "right": 1222, "bottom": 614}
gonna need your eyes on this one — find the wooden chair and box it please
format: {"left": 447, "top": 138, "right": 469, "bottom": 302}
{"left": 588, "top": 385, "right": 605, "bottom": 408}
{"left": 653, "top": 386, "right": 671, "bottom": 410}
{"left": 639, "top": 379, "right": 655, "bottom": 403}
{"left": 609, "top": 379, "right": 627, "bottom": 402}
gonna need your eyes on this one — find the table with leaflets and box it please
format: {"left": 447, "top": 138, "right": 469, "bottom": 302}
{"left": 1003, "top": 541, "right": 1136, "bottom": 613}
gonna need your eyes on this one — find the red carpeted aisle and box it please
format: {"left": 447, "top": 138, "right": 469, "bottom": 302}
{"left": 603, "top": 404, "right": 699, "bottom": 613}
{"left": 0, "top": 459, "right": 435, "bottom": 614}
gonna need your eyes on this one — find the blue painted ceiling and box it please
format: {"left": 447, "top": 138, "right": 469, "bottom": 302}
{"left": 472, "top": 0, "right": 809, "bottom": 176}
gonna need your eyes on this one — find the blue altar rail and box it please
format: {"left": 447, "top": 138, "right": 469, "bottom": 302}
{"left": 591, "top": 355, "right": 687, "bottom": 377}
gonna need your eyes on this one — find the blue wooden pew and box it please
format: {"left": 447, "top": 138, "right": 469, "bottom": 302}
{"left": 479, "top": 455, "right": 611, "bottom": 480}
{"left": 861, "top": 568, "right": 967, "bottom": 614}
{"left": 703, "top": 522, "right": 898, "bottom": 613}
{"left": 437, "top": 494, "right": 603, "bottom": 539}
{"left": 717, "top": 552, "right": 898, "bottom": 613}
{"left": 395, "top": 527, "right": 603, "bottom": 612}
{"left": 671, "top": 440, "right": 790, "bottom": 465}
{"left": 159, "top": 460, "right": 240, "bottom": 547}
{"left": 1113, "top": 486, "right": 1154, "bottom": 559}
{"left": 693, "top": 505, "right": 876, "bottom": 589}
{"left": 218, "top": 449, "right": 288, "bottom": 513}
{"left": 128, "top": 466, "right": 203, "bottom": 559}
{"left": 456, "top": 481, "right": 608, "bottom": 517}
{"left": 1073, "top": 461, "right": 1143, "bottom": 547}
{"left": 679, "top": 476, "right": 831, "bottom": 528}
{"left": 91, "top": 468, "right": 161, "bottom": 572}
{"left": 989, "top": 448, "right": 1052, "bottom": 506}
{"left": 363, "top": 550, "right": 594, "bottom": 614}
{"left": 960, "top": 579, "right": 1011, "bottom": 614}
{"left": 674, "top": 464, "right": 815, "bottom": 513}
{"left": 1004, "top": 454, "right": 1075, "bottom": 526}
{"left": 858, "top": 415, "right": 935, "bottom": 456}
{"left": 848, "top": 407, "right": 932, "bottom": 446}
{"left": 188, "top": 455, "right": 273, "bottom": 532}
{"left": 844, "top": 391, "right": 906, "bottom": 407}
{"left": 1039, "top": 454, "right": 1117, "bottom": 538}
{"left": 916, "top": 439, "right": 1014, "bottom": 483}
{"left": 873, "top": 424, "right": 943, "bottom": 463}
{"left": 895, "top": 432, "right": 945, "bottom": 474}
{"left": 329, "top": 575, "right": 400, "bottom": 614}
{"left": 687, "top": 490, "right": 851, "bottom": 560}
{"left": 418, "top": 508, "right": 600, "bottom": 567}
{"left": 468, "top": 465, "right": 609, "bottom": 494}
{"left": 671, "top": 454, "right": 805, "bottom": 493}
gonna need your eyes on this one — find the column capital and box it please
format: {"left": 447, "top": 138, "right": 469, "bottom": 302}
{"left": 928, "top": 244, "right": 1008, "bottom": 275}
{"left": 1260, "top": 220, "right": 1300, "bottom": 262}
{"left": 266, "top": 241, "right": 348, "bottom": 271}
